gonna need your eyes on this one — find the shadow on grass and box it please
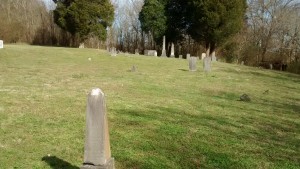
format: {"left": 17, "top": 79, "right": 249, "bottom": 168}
{"left": 112, "top": 102, "right": 300, "bottom": 168}
{"left": 222, "top": 67, "right": 300, "bottom": 83}
{"left": 178, "top": 68, "right": 189, "bottom": 72}
{"left": 42, "top": 156, "right": 79, "bottom": 169}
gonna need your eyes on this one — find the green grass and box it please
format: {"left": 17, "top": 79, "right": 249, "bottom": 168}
{"left": 0, "top": 44, "right": 299, "bottom": 169}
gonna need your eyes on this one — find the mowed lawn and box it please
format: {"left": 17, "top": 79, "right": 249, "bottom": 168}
{"left": 0, "top": 44, "right": 299, "bottom": 169}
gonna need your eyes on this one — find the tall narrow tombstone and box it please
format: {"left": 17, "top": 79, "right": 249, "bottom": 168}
{"left": 189, "top": 57, "right": 197, "bottom": 71}
{"left": 0, "top": 40, "right": 3, "bottom": 49}
{"left": 161, "top": 36, "right": 167, "bottom": 57}
{"left": 81, "top": 88, "right": 115, "bottom": 169}
{"left": 186, "top": 54, "right": 191, "bottom": 60}
{"left": 211, "top": 51, "right": 217, "bottom": 61}
{"left": 170, "top": 43, "right": 175, "bottom": 58}
{"left": 203, "top": 57, "right": 211, "bottom": 72}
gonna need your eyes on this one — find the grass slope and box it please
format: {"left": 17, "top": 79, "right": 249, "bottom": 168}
{"left": 0, "top": 45, "right": 299, "bottom": 169}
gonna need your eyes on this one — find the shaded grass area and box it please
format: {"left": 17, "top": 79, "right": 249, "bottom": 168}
{"left": 0, "top": 44, "right": 299, "bottom": 168}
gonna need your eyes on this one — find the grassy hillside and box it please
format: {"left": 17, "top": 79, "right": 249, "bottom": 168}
{"left": 0, "top": 45, "right": 299, "bottom": 169}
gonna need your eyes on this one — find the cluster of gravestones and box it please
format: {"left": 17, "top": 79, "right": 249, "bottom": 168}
{"left": 107, "top": 35, "right": 218, "bottom": 72}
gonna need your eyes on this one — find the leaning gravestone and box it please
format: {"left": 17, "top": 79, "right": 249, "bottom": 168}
{"left": 189, "top": 57, "right": 197, "bottom": 71}
{"left": 0, "top": 40, "right": 3, "bottom": 49}
{"left": 203, "top": 57, "right": 211, "bottom": 72}
{"left": 81, "top": 88, "right": 115, "bottom": 169}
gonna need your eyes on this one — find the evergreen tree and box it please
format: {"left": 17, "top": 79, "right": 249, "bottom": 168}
{"left": 139, "top": 0, "right": 167, "bottom": 44}
{"left": 53, "top": 0, "right": 114, "bottom": 42}
{"left": 165, "top": 0, "right": 188, "bottom": 43}
{"left": 186, "top": 0, "right": 247, "bottom": 54}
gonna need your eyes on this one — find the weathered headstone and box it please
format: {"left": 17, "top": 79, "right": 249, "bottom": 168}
{"left": 186, "top": 54, "right": 191, "bottom": 60}
{"left": 203, "top": 57, "right": 211, "bottom": 72}
{"left": 0, "top": 40, "right": 3, "bottom": 49}
{"left": 135, "top": 49, "right": 139, "bottom": 55}
{"left": 79, "top": 43, "right": 85, "bottom": 49}
{"left": 201, "top": 53, "right": 206, "bottom": 60}
{"left": 189, "top": 57, "right": 197, "bottom": 71}
{"left": 211, "top": 51, "right": 217, "bottom": 62}
{"left": 131, "top": 65, "right": 137, "bottom": 72}
{"left": 110, "top": 47, "right": 117, "bottom": 57}
{"left": 241, "top": 61, "right": 244, "bottom": 65}
{"left": 170, "top": 43, "right": 175, "bottom": 58}
{"left": 81, "top": 88, "right": 115, "bottom": 169}
{"left": 179, "top": 55, "right": 183, "bottom": 59}
{"left": 161, "top": 36, "right": 167, "bottom": 57}
{"left": 144, "top": 50, "right": 157, "bottom": 56}
{"left": 269, "top": 64, "right": 273, "bottom": 70}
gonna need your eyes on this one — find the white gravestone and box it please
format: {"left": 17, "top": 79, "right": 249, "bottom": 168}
{"left": 189, "top": 57, "right": 197, "bottom": 71}
{"left": 201, "top": 53, "right": 206, "bottom": 60}
{"left": 81, "top": 88, "right": 115, "bottom": 169}
{"left": 0, "top": 40, "right": 3, "bottom": 49}
{"left": 161, "top": 36, "right": 167, "bottom": 57}
{"left": 170, "top": 43, "right": 175, "bottom": 58}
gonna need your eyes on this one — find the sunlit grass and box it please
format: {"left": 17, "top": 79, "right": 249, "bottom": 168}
{"left": 0, "top": 44, "right": 299, "bottom": 169}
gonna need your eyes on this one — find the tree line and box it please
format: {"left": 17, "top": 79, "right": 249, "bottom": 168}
{"left": 0, "top": 0, "right": 299, "bottom": 73}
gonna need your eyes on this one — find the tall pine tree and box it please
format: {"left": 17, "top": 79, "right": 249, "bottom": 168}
{"left": 186, "top": 0, "right": 247, "bottom": 55}
{"left": 53, "top": 0, "right": 114, "bottom": 43}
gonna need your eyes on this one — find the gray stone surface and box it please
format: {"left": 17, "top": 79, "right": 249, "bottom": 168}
{"left": 203, "top": 57, "right": 211, "bottom": 72}
{"left": 161, "top": 36, "right": 166, "bottom": 57}
{"left": 79, "top": 43, "right": 85, "bottom": 48}
{"left": 211, "top": 51, "right": 217, "bottom": 61}
{"left": 81, "top": 158, "right": 115, "bottom": 169}
{"left": 170, "top": 43, "right": 175, "bottom": 57}
{"left": 82, "top": 88, "right": 114, "bottom": 168}
{"left": 144, "top": 50, "right": 157, "bottom": 56}
{"left": 135, "top": 49, "right": 139, "bottom": 55}
{"left": 189, "top": 57, "right": 197, "bottom": 71}
{"left": 131, "top": 65, "right": 137, "bottom": 72}
{"left": 186, "top": 54, "right": 191, "bottom": 60}
{"left": 239, "top": 94, "right": 251, "bottom": 102}
{"left": 110, "top": 47, "right": 117, "bottom": 57}
{"left": 179, "top": 55, "right": 183, "bottom": 59}
{"left": 0, "top": 40, "right": 3, "bottom": 49}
